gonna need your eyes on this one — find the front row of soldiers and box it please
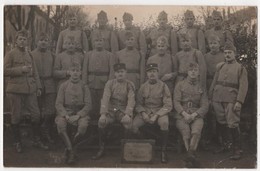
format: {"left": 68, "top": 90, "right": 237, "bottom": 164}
{"left": 4, "top": 29, "right": 248, "bottom": 167}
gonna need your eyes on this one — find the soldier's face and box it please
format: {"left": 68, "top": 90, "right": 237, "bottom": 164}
{"left": 69, "top": 68, "right": 81, "bottom": 82}
{"left": 224, "top": 50, "right": 236, "bottom": 62}
{"left": 66, "top": 41, "right": 76, "bottom": 52}
{"left": 68, "top": 17, "right": 78, "bottom": 27}
{"left": 187, "top": 68, "right": 199, "bottom": 79}
{"left": 157, "top": 43, "right": 167, "bottom": 55}
{"left": 125, "top": 36, "right": 135, "bottom": 47}
{"left": 158, "top": 17, "right": 167, "bottom": 27}
{"left": 209, "top": 40, "right": 220, "bottom": 52}
{"left": 98, "top": 18, "right": 108, "bottom": 27}
{"left": 94, "top": 38, "right": 104, "bottom": 49}
{"left": 213, "top": 17, "right": 222, "bottom": 27}
{"left": 37, "top": 37, "right": 49, "bottom": 49}
{"left": 123, "top": 19, "right": 133, "bottom": 28}
{"left": 115, "top": 69, "right": 126, "bottom": 80}
{"left": 147, "top": 69, "right": 159, "bottom": 80}
{"left": 180, "top": 38, "right": 192, "bottom": 50}
{"left": 185, "top": 16, "right": 195, "bottom": 27}
{"left": 16, "top": 36, "right": 27, "bottom": 48}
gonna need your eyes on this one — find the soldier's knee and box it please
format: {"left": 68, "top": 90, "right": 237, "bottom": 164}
{"left": 159, "top": 120, "right": 169, "bottom": 131}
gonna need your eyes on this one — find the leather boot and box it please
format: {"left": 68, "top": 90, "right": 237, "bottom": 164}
{"left": 214, "top": 124, "right": 232, "bottom": 153}
{"left": 32, "top": 123, "right": 49, "bottom": 150}
{"left": 12, "top": 124, "right": 22, "bottom": 153}
{"left": 60, "top": 132, "right": 74, "bottom": 163}
{"left": 41, "top": 116, "right": 54, "bottom": 143}
{"left": 92, "top": 128, "right": 106, "bottom": 160}
{"left": 229, "top": 127, "right": 242, "bottom": 160}
{"left": 161, "top": 130, "right": 168, "bottom": 163}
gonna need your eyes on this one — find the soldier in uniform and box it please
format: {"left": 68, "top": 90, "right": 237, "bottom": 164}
{"left": 132, "top": 63, "right": 172, "bottom": 163}
{"left": 173, "top": 32, "right": 207, "bottom": 90}
{"left": 90, "top": 10, "right": 119, "bottom": 53}
{"left": 147, "top": 35, "right": 178, "bottom": 92}
{"left": 92, "top": 63, "right": 135, "bottom": 160}
{"left": 209, "top": 42, "right": 248, "bottom": 160}
{"left": 147, "top": 11, "right": 178, "bottom": 56}
{"left": 117, "top": 12, "right": 147, "bottom": 58}
{"left": 205, "top": 10, "right": 233, "bottom": 52}
{"left": 82, "top": 32, "right": 116, "bottom": 120}
{"left": 54, "top": 36, "right": 84, "bottom": 89}
{"left": 55, "top": 63, "right": 92, "bottom": 164}
{"left": 116, "top": 31, "right": 145, "bottom": 89}
{"left": 4, "top": 30, "right": 48, "bottom": 153}
{"left": 174, "top": 62, "right": 209, "bottom": 168}
{"left": 56, "top": 12, "right": 89, "bottom": 54}
{"left": 178, "top": 10, "right": 206, "bottom": 54}
{"left": 31, "top": 33, "right": 56, "bottom": 143}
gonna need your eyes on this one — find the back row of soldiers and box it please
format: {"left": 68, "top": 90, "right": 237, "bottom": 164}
{"left": 4, "top": 9, "right": 247, "bottom": 168}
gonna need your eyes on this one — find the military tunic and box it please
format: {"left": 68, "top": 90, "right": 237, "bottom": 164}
{"left": 56, "top": 28, "right": 89, "bottom": 54}
{"left": 32, "top": 49, "right": 56, "bottom": 116}
{"left": 147, "top": 53, "right": 178, "bottom": 92}
{"left": 117, "top": 26, "right": 147, "bottom": 57}
{"left": 55, "top": 80, "right": 92, "bottom": 135}
{"left": 4, "top": 47, "right": 42, "bottom": 124}
{"left": 116, "top": 48, "right": 145, "bottom": 89}
{"left": 90, "top": 28, "right": 119, "bottom": 53}
{"left": 132, "top": 80, "right": 172, "bottom": 132}
{"left": 174, "top": 78, "right": 209, "bottom": 139}
{"left": 98, "top": 79, "right": 135, "bottom": 129}
{"left": 209, "top": 61, "right": 248, "bottom": 128}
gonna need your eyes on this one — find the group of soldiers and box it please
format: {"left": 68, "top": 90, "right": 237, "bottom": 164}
{"left": 4, "top": 8, "right": 248, "bottom": 168}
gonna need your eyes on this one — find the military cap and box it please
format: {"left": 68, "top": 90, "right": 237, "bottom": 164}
{"left": 212, "top": 10, "right": 222, "bottom": 19}
{"left": 146, "top": 63, "right": 159, "bottom": 72}
{"left": 37, "top": 32, "right": 49, "bottom": 41}
{"left": 70, "top": 62, "right": 81, "bottom": 70}
{"left": 92, "top": 31, "right": 104, "bottom": 40}
{"left": 97, "top": 10, "right": 108, "bottom": 21}
{"left": 156, "top": 35, "right": 169, "bottom": 46}
{"left": 114, "top": 63, "right": 126, "bottom": 72}
{"left": 125, "top": 31, "right": 135, "bottom": 39}
{"left": 184, "top": 10, "right": 195, "bottom": 18}
{"left": 224, "top": 42, "right": 236, "bottom": 52}
{"left": 16, "top": 29, "right": 29, "bottom": 39}
{"left": 123, "top": 12, "right": 133, "bottom": 21}
{"left": 188, "top": 62, "right": 199, "bottom": 71}
{"left": 158, "top": 11, "right": 168, "bottom": 19}
{"left": 67, "top": 11, "right": 77, "bottom": 18}
{"left": 208, "top": 34, "right": 220, "bottom": 43}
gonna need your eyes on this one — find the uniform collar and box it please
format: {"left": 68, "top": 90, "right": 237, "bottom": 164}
{"left": 187, "top": 77, "right": 198, "bottom": 85}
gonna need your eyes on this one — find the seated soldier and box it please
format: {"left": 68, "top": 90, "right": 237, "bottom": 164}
{"left": 174, "top": 62, "right": 209, "bottom": 168}
{"left": 92, "top": 63, "right": 135, "bottom": 160}
{"left": 132, "top": 63, "right": 172, "bottom": 163}
{"left": 55, "top": 63, "right": 92, "bottom": 164}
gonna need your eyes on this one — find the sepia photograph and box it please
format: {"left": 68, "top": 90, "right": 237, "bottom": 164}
{"left": 3, "top": 3, "right": 257, "bottom": 168}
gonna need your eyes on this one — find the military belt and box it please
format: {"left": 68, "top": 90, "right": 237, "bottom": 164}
{"left": 64, "top": 104, "right": 84, "bottom": 110}
{"left": 127, "top": 69, "right": 140, "bottom": 73}
{"left": 178, "top": 72, "right": 187, "bottom": 77}
{"left": 216, "top": 81, "right": 238, "bottom": 89}
{"left": 89, "top": 71, "right": 109, "bottom": 76}
{"left": 181, "top": 101, "right": 199, "bottom": 108}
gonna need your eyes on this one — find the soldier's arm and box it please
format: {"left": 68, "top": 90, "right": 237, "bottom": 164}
{"left": 55, "top": 83, "right": 68, "bottom": 117}
{"left": 139, "top": 30, "right": 147, "bottom": 58}
{"left": 197, "top": 50, "right": 207, "bottom": 90}
{"left": 100, "top": 80, "right": 112, "bottom": 115}
{"left": 4, "top": 52, "right": 24, "bottom": 76}
{"left": 77, "top": 85, "right": 92, "bottom": 117}
{"left": 82, "top": 31, "right": 89, "bottom": 53}
{"left": 173, "top": 82, "right": 184, "bottom": 114}
{"left": 156, "top": 84, "right": 173, "bottom": 116}
{"left": 208, "top": 63, "right": 222, "bottom": 99}
{"left": 108, "top": 53, "right": 116, "bottom": 79}
{"left": 110, "top": 31, "right": 119, "bottom": 53}
{"left": 56, "top": 31, "right": 63, "bottom": 54}
{"left": 135, "top": 85, "right": 146, "bottom": 113}
{"left": 237, "top": 66, "right": 248, "bottom": 104}
{"left": 53, "top": 54, "right": 67, "bottom": 79}
{"left": 124, "top": 82, "right": 136, "bottom": 118}
{"left": 140, "top": 53, "right": 146, "bottom": 84}
{"left": 198, "top": 29, "right": 206, "bottom": 54}
{"left": 170, "top": 30, "right": 178, "bottom": 56}
{"left": 82, "top": 53, "right": 89, "bottom": 85}
{"left": 196, "top": 90, "right": 209, "bottom": 118}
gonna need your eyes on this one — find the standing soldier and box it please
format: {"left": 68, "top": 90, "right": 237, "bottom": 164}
{"left": 147, "top": 11, "right": 178, "bottom": 57}
{"left": 55, "top": 63, "right": 92, "bottom": 164}
{"left": 82, "top": 32, "right": 116, "bottom": 121}
{"left": 90, "top": 10, "right": 119, "bottom": 53}
{"left": 116, "top": 31, "right": 145, "bottom": 89}
{"left": 209, "top": 42, "right": 248, "bottom": 160}
{"left": 117, "top": 12, "right": 147, "bottom": 58}
{"left": 56, "top": 12, "right": 89, "bottom": 55}
{"left": 147, "top": 36, "right": 178, "bottom": 93}
{"left": 174, "top": 62, "right": 209, "bottom": 168}
{"left": 132, "top": 63, "right": 173, "bottom": 163}
{"left": 31, "top": 33, "right": 56, "bottom": 143}
{"left": 205, "top": 10, "right": 233, "bottom": 52}
{"left": 178, "top": 10, "right": 206, "bottom": 54}
{"left": 173, "top": 32, "right": 207, "bottom": 90}
{"left": 4, "top": 30, "right": 48, "bottom": 153}
{"left": 92, "top": 63, "right": 135, "bottom": 160}
{"left": 54, "top": 36, "right": 84, "bottom": 89}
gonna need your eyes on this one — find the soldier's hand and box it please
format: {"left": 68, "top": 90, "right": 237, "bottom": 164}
{"left": 36, "top": 89, "right": 42, "bottom": 96}
{"left": 22, "top": 66, "right": 32, "bottom": 73}
{"left": 142, "top": 112, "right": 150, "bottom": 123}
{"left": 161, "top": 73, "right": 173, "bottom": 81}
{"left": 121, "top": 115, "right": 132, "bottom": 125}
{"left": 182, "top": 112, "right": 192, "bottom": 124}
{"left": 65, "top": 115, "right": 70, "bottom": 121}
{"left": 149, "top": 114, "right": 159, "bottom": 124}
{"left": 233, "top": 102, "right": 242, "bottom": 112}
{"left": 191, "top": 112, "right": 198, "bottom": 120}
{"left": 99, "top": 114, "right": 107, "bottom": 127}
{"left": 68, "top": 115, "right": 80, "bottom": 125}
